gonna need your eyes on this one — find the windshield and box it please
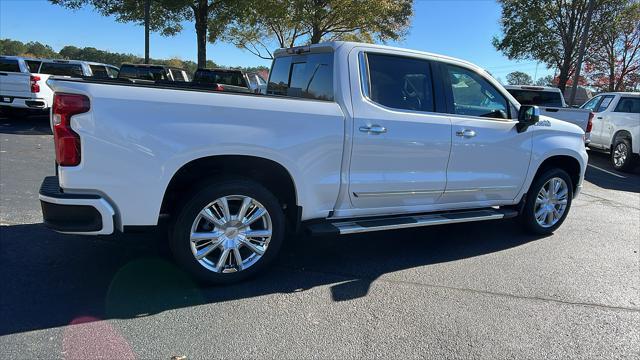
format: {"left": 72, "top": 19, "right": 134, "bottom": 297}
{"left": 507, "top": 89, "right": 563, "bottom": 107}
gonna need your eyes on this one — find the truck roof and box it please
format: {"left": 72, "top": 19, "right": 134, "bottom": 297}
{"left": 273, "top": 41, "right": 485, "bottom": 74}
{"left": 597, "top": 92, "right": 640, "bottom": 96}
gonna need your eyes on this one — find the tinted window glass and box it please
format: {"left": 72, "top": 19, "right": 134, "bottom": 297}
{"left": 194, "top": 70, "right": 247, "bottom": 87}
{"left": 366, "top": 53, "right": 434, "bottom": 112}
{"left": 40, "top": 62, "right": 84, "bottom": 76}
{"left": 106, "top": 67, "right": 119, "bottom": 78}
{"left": 580, "top": 96, "right": 602, "bottom": 111}
{"left": 170, "top": 69, "right": 186, "bottom": 82}
{"left": 507, "top": 89, "right": 563, "bottom": 107}
{"left": 119, "top": 65, "right": 166, "bottom": 81}
{"left": 0, "top": 59, "right": 21, "bottom": 72}
{"left": 614, "top": 97, "right": 640, "bottom": 113}
{"left": 89, "top": 65, "right": 109, "bottom": 78}
{"left": 446, "top": 65, "right": 508, "bottom": 118}
{"left": 597, "top": 95, "right": 615, "bottom": 112}
{"left": 267, "top": 53, "right": 333, "bottom": 101}
{"left": 25, "top": 60, "right": 41, "bottom": 73}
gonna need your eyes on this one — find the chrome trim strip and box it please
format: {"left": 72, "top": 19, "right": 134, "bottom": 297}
{"left": 353, "top": 189, "right": 442, "bottom": 198}
{"left": 353, "top": 186, "right": 517, "bottom": 198}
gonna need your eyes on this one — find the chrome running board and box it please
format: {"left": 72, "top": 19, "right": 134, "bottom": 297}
{"left": 307, "top": 208, "right": 518, "bottom": 236}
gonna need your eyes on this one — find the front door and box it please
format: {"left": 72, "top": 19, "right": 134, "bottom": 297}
{"left": 348, "top": 52, "right": 452, "bottom": 209}
{"left": 439, "top": 63, "right": 532, "bottom": 204}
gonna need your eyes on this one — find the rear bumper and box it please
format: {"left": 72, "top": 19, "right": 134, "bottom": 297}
{"left": 39, "top": 176, "right": 115, "bottom": 235}
{"left": 0, "top": 95, "right": 49, "bottom": 109}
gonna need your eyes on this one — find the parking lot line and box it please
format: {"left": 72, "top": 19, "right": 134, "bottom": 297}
{"left": 587, "top": 164, "right": 626, "bottom": 179}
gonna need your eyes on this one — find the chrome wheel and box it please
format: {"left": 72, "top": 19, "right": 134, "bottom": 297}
{"left": 534, "top": 177, "right": 569, "bottom": 228}
{"left": 613, "top": 142, "right": 628, "bottom": 167}
{"left": 189, "top": 195, "right": 272, "bottom": 273}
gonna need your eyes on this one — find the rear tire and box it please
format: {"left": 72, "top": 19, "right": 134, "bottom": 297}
{"left": 520, "top": 168, "right": 573, "bottom": 235}
{"left": 611, "top": 137, "right": 634, "bottom": 172}
{"left": 169, "top": 178, "right": 285, "bottom": 285}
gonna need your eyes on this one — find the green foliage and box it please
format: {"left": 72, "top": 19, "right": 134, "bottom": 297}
{"left": 506, "top": 71, "right": 533, "bottom": 85}
{"left": 492, "top": 0, "right": 622, "bottom": 91}
{"left": 0, "top": 38, "right": 233, "bottom": 75}
{"left": 535, "top": 75, "right": 556, "bottom": 86}
{"left": 225, "top": 0, "right": 413, "bottom": 59}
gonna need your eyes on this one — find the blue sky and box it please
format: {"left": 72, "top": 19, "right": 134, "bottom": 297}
{"left": 0, "top": 0, "right": 553, "bottom": 81}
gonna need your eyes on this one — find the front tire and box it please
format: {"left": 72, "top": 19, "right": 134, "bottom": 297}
{"left": 611, "top": 137, "right": 634, "bottom": 172}
{"left": 520, "top": 168, "right": 573, "bottom": 235}
{"left": 170, "top": 178, "right": 285, "bottom": 285}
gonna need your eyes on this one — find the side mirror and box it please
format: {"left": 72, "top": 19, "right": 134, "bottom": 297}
{"left": 517, "top": 105, "right": 540, "bottom": 133}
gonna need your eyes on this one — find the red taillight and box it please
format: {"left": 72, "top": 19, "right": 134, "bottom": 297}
{"left": 214, "top": 84, "right": 224, "bottom": 91}
{"left": 586, "top": 112, "right": 594, "bottom": 133}
{"left": 53, "top": 93, "right": 90, "bottom": 166}
{"left": 30, "top": 75, "right": 40, "bottom": 93}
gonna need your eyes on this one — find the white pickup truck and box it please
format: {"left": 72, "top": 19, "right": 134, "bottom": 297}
{"left": 504, "top": 85, "right": 593, "bottom": 142}
{"left": 0, "top": 56, "right": 53, "bottom": 115}
{"left": 580, "top": 92, "right": 640, "bottom": 171}
{"left": 39, "top": 42, "right": 588, "bottom": 284}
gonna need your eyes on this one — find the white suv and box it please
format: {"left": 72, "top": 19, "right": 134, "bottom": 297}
{"left": 581, "top": 92, "right": 640, "bottom": 171}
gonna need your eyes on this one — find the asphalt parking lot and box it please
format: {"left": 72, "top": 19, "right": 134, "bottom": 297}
{"left": 0, "top": 115, "right": 639, "bottom": 359}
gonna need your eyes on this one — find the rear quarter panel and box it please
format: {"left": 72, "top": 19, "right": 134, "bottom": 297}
{"left": 49, "top": 80, "right": 345, "bottom": 226}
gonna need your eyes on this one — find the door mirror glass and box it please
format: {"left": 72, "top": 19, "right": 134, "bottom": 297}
{"left": 517, "top": 105, "right": 540, "bottom": 132}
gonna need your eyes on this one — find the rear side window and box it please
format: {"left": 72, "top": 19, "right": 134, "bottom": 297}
{"left": 89, "top": 65, "right": 109, "bottom": 78}
{"left": 614, "top": 97, "right": 640, "bottom": 113}
{"left": 106, "top": 67, "right": 119, "bottom": 78}
{"left": 25, "top": 60, "right": 42, "bottom": 73}
{"left": 365, "top": 53, "right": 435, "bottom": 112}
{"left": 119, "top": 66, "right": 166, "bottom": 81}
{"left": 40, "top": 62, "right": 84, "bottom": 76}
{"left": 0, "top": 59, "right": 21, "bottom": 72}
{"left": 267, "top": 53, "right": 334, "bottom": 101}
{"left": 194, "top": 70, "right": 246, "bottom": 86}
{"left": 507, "top": 89, "right": 563, "bottom": 107}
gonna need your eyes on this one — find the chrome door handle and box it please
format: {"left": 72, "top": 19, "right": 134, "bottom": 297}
{"left": 359, "top": 124, "right": 387, "bottom": 134}
{"left": 456, "top": 129, "right": 476, "bottom": 137}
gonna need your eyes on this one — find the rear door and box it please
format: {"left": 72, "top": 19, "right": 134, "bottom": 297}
{"left": 591, "top": 95, "right": 615, "bottom": 145}
{"left": 0, "top": 58, "right": 31, "bottom": 100}
{"left": 439, "top": 62, "right": 531, "bottom": 204}
{"left": 348, "top": 51, "right": 452, "bottom": 209}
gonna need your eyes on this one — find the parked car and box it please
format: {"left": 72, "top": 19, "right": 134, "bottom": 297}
{"left": 504, "top": 85, "right": 592, "bottom": 141}
{"left": 192, "top": 68, "right": 252, "bottom": 93}
{"left": 0, "top": 57, "right": 120, "bottom": 118}
{"left": 118, "top": 64, "right": 190, "bottom": 82}
{"left": 39, "top": 42, "right": 587, "bottom": 284}
{"left": 0, "top": 55, "right": 54, "bottom": 116}
{"left": 580, "top": 92, "right": 640, "bottom": 171}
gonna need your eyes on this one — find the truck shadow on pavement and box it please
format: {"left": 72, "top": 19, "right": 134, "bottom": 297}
{"left": 0, "top": 115, "right": 52, "bottom": 135}
{"left": 584, "top": 151, "right": 640, "bottom": 193}
{"left": 0, "top": 219, "right": 542, "bottom": 336}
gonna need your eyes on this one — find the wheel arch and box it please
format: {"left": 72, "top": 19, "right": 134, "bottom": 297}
{"left": 611, "top": 129, "right": 633, "bottom": 149}
{"left": 530, "top": 155, "right": 582, "bottom": 193}
{"left": 161, "top": 155, "right": 300, "bottom": 228}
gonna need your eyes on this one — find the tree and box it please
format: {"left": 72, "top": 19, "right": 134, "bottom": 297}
{"left": 225, "top": 0, "right": 413, "bottom": 59}
{"left": 535, "top": 75, "right": 556, "bottom": 86}
{"left": 584, "top": 1, "right": 640, "bottom": 92}
{"left": 50, "top": 0, "right": 237, "bottom": 67}
{"left": 506, "top": 71, "right": 533, "bottom": 85}
{"left": 493, "top": 0, "right": 620, "bottom": 92}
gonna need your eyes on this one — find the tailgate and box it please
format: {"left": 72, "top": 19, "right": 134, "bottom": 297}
{"left": 0, "top": 72, "right": 32, "bottom": 98}
{"left": 540, "top": 107, "right": 589, "bottom": 131}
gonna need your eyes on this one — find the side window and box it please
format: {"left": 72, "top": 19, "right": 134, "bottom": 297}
{"left": 614, "top": 97, "right": 640, "bottom": 113}
{"left": 445, "top": 64, "right": 509, "bottom": 118}
{"left": 267, "top": 53, "right": 334, "bottom": 101}
{"left": 580, "top": 96, "right": 602, "bottom": 111}
{"left": 106, "top": 67, "right": 119, "bottom": 78}
{"left": 597, "top": 95, "right": 614, "bottom": 112}
{"left": 365, "top": 53, "right": 435, "bottom": 112}
{"left": 0, "top": 59, "right": 21, "bottom": 72}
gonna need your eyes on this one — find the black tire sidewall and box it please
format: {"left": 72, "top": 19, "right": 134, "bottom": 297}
{"left": 521, "top": 168, "right": 574, "bottom": 235}
{"left": 611, "top": 138, "right": 633, "bottom": 171}
{"left": 170, "top": 179, "right": 285, "bottom": 285}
